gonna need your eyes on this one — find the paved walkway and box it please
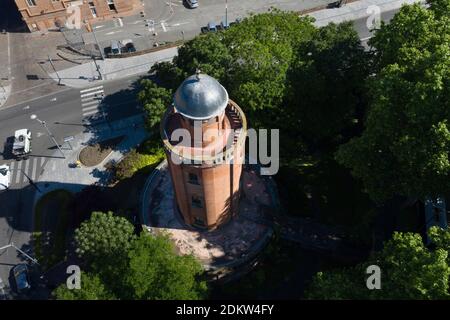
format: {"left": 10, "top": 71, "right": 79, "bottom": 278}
{"left": 49, "top": 46, "right": 178, "bottom": 88}
{"left": 34, "top": 114, "right": 149, "bottom": 201}
{"left": 309, "top": 0, "right": 424, "bottom": 26}
{"left": 0, "top": 32, "right": 11, "bottom": 108}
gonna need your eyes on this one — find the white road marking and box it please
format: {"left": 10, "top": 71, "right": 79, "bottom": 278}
{"left": 360, "top": 36, "right": 373, "bottom": 41}
{"left": 94, "top": 25, "right": 104, "bottom": 29}
{"left": 81, "top": 100, "right": 100, "bottom": 107}
{"left": 50, "top": 97, "right": 57, "bottom": 102}
{"left": 80, "top": 86, "right": 104, "bottom": 93}
{"left": 105, "top": 30, "right": 123, "bottom": 35}
{"left": 83, "top": 109, "right": 99, "bottom": 117}
{"left": 80, "top": 90, "right": 104, "bottom": 98}
{"left": 31, "top": 157, "right": 38, "bottom": 180}
{"left": 9, "top": 161, "right": 17, "bottom": 184}
{"left": 161, "top": 22, "right": 167, "bottom": 32}
{"left": 23, "top": 105, "right": 30, "bottom": 110}
{"left": 82, "top": 105, "right": 99, "bottom": 112}
{"left": 15, "top": 161, "right": 24, "bottom": 184}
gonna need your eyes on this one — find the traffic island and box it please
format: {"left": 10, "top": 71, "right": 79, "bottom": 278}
{"left": 141, "top": 161, "right": 277, "bottom": 282}
{"left": 78, "top": 135, "right": 124, "bottom": 167}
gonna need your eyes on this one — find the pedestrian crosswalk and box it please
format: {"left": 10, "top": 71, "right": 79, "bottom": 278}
{"left": 80, "top": 85, "right": 105, "bottom": 125}
{"left": 3, "top": 157, "right": 47, "bottom": 188}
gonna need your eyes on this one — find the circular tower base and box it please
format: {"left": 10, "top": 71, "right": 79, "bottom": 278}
{"left": 141, "top": 160, "right": 277, "bottom": 282}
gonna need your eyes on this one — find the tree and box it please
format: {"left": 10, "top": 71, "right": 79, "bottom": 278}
{"left": 336, "top": 2, "right": 450, "bottom": 202}
{"left": 53, "top": 272, "right": 116, "bottom": 300}
{"left": 138, "top": 79, "right": 173, "bottom": 134}
{"left": 287, "top": 22, "right": 368, "bottom": 147}
{"left": 124, "top": 233, "right": 207, "bottom": 300}
{"left": 306, "top": 231, "right": 450, "bottom": 299}
{"left": 74, "top": 211, "right": 136, "bottom": 268}
{"left": 174, "top": 33, "right": 232, "bottom": 83}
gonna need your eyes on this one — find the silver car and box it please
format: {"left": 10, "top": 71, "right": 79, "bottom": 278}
{"left": 0, "top": 164, "right": 10, "bottom": 191}
{"left": 186, "top": 0, "right": 199, "bottom": 8}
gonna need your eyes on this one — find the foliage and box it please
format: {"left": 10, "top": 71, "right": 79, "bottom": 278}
{"left": 58, "top": 213, "right": 207, "bottom": 300}
{"left": 115, "top": 145, "right": 164, "bottom": 180}
{"left": 138, "top": 79, "right": 173, "bottom": 134}
{"left": 53, "top": 272, "right": 116, "bottom": 300}
{"left": 287, "top": 22, "right": 368, "bottom": 146}
{"left": 306, "top": 231, "right": 450, "bottom": 299}
{"left": 123, "top": 233, "right": 208, "bottom": 300}
{"left": 74, "top": 211, "right": 136, "bottom": 268}
{"left": 174, "top": 33, "right": 232, "bottom": 83}
{"left": 336, "top": 1, "right": 450, "bottom": 202}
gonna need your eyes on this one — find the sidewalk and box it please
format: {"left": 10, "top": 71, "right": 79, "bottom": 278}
{"left": 48, "top": 46, "right": 178, "bottom": 88}
{"left": 308, "top": 0, "right": 424, "bottom": 26}
{"left": 0, "top": 32, "right": 11, "bottom": 107}
{"left": 34, "top": 114, "right": 149, "bottom": 200}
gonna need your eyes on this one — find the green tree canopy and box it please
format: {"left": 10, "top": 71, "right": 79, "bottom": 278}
{"left": 306, "top": 231, "right": 450, "bottom": 299}
{"left": 58, "top": 212, "right": 206, "bottom": 300}
{"left": 53, "top": 272, "right": 116, "bottom": 300}
{"left": 138, "top": 79, "right": 173, "bottom": 134}
{"left": 124, "top": 233, "right": 207, "bottom": 300}
{"left": 336, "top": 1, "right": 450, "bottom": 202}
{"left": 74, "top": 211, "right": 136, "bottom": 267}
{"left": 287, "top": 22, "right": 368, "bottom": 146}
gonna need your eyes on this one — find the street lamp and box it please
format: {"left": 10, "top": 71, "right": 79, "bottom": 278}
{"left": 30, "top": 114, "right": 65, "bottom": 159}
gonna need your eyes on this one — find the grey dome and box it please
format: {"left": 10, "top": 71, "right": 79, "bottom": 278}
{"left": 173, "top": 73, "right": 229, "bottom": 120}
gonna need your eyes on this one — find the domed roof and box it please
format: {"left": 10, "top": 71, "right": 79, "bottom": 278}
{"left": 173, "top": 72, "right": 229, "bottom": 120}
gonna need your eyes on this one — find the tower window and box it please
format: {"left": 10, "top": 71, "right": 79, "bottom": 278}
{"left": 188, "top": 173, "right": 199, "bottom": 185}
{"left": 106, "top": 0, "right": 116, "bottom": 11}
{"left": 26, "top": 0, "right": 37, "bottom": 6}
{"left": 191, "top": 195, "right": 203, "bottom": 208}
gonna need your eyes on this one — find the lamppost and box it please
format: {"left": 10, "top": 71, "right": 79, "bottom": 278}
{"left": 225, "top": 0, "right": 228, "bottom": 27}
{"left": 30, "top": 114, "right": 65, "bottom": 159}
{"left": 48, "top": 55, "right": 62, "bottom": 86}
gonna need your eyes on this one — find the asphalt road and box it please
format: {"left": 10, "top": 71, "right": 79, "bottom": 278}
{"left": 0, "top": 73, "right": 145, "bottom": 294}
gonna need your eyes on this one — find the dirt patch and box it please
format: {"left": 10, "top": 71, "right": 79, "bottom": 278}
{"left": 79, "top": 135, "right": 124, "bottom": 167}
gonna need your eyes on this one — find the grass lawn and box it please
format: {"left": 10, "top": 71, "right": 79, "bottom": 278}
{"left": 33, "top": 189, "right": 74, "bottom": 270}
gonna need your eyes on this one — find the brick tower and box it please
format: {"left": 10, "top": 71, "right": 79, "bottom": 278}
{"left": 160, "top": 71, "right": 247, "bottom": 230}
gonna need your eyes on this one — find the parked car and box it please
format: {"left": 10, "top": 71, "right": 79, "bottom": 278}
{"left": 12, "top": 264, "right": 31, "bottom": 293}
{"left": 186, "top": 0, "right": 199, "bottom": 8}
{"left": 201, "top": 22, "right": 218, "bottom": 34}
{"left": 220, "top": 20, "right": 231, "bottom": 30}
{"left": 122, "top": 40, "right": 136, "bottom": 52}
{"left": 0, "top": 164, "right": 10, "bottom": 191}
{"left": 12, "top": 129, "right": 32, "bottom": 159}
{"left": 111, "top": 40, "right": 121, "bottom": 55}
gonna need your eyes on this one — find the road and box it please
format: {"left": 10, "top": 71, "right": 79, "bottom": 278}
{"left": 83, "top": 0, "right": 336, "bottom": 53}
{"left": 0, "top": 1, "right": 403, "bottom": 298}
{"left": 0, "top": 73, "right": 145, "bottom": 292}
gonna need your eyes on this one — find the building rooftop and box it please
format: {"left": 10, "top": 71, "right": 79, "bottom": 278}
{"left": 173, "top": 72, "right": 229, "bottom": 120}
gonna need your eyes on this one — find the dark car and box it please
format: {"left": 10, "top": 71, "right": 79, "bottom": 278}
{"left": 126, "top": 42, "right": 136, "bottom": 53}
{"left": 12, "top": 264, "right": 30, "bottom": 293}
{"left": 201, "top": 22, "right": 218, "bottom": 34}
